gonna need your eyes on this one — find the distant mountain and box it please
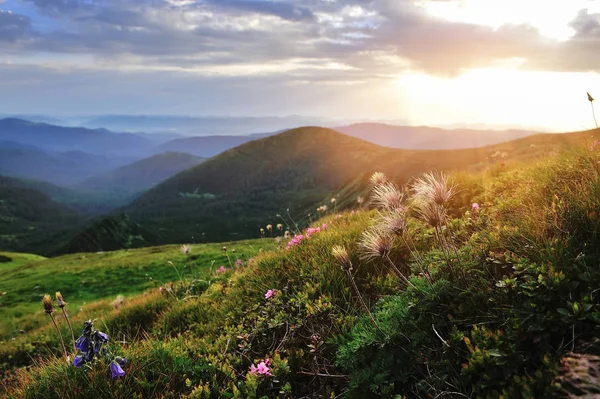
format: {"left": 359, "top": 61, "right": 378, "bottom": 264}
{"left": 0, "top": 175, "right": 128, "bottom": 214}
{"left": 0, "top": 118, "right": 153, "bottom": 157}
{"left": 77, "top": 152, "right": 205, "bottom": 196}
{"left": 0, "top": 180, "right": 82, "bottom": 254}
{"left": 80, "top": 115, "right": 348, "bottom": 135}
{"left": 0, "top": 146, "right": 134, "bottom": 186}
{"left": 155, "top": 133, "right": 274, "bottom": 157}
{"left": 121, "top": 126, "right": 593, "bottom": 245}
{"left": 334, "top": 123, "right": 538, "bottom": 149}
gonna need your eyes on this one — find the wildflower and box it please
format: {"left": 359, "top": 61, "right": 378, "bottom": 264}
{"left": 266, "top": 224, "right": 273, "bottom": 231}
{"left": 371, "top": 182, "right": 404, "bottom": 210}
{"left": 55, "top": 292, "right": 67, "bottom": 308}
{"left": 110, "top": 361, "right": 126, "bottom": 379}
{"left": 42, "top": 294, "right": 68, "bottom": 359}
{"left": 73, "top": 355, "right": 84, "bottom": 368}
{"left": 472, "top": 202, "right": 480, "bottom": 212}
{"left": 321, "top": 223, "right": 328, "bottom": 230}
{"left": 284, "top": 230, "right": 290, "bottom": 239}
{"left": 180, "top": 244, "right": 191, "bottom": 254}
{"left": 332, "top": 245, "right": 352, "bottom": 271}
{"left": 412, "top": 172, "right": 456, "bottom": 206}
{"left": 358, "top": 230, "right": 394, "bottom": 262}
{"left": 159, "top": 286, "right": 165, "bottom": 293}
{"left": 222, "top": 246, "right": 227, "bottom": 252}
{"left": 56, "top": 291, "right": 77, "bottom": 353}
{"left": 378, "top": 211, "right": 407, "bottom": 236}
{"left": 250, "top": 361, "right": 272, "bottom": 376}
{"left": 277, "top": 223, "right": 283, "bottom": 231}
{"left": 42, "top": 295, "right": 54, "bottom": 314}
{"left": 235, "top": 259, "right": 243, "bottom": 266}
{"left": 265, "top": 289, "right": 275, "bottom": 299}
{"left": 357, "top": 196, "right": 364, "bottom": 205}
{"left": 76, "top": 335, "right": 90, "bottom": 351}
{"left": 260, "top": 228, "right": 265, "bottom": 236}
{"left": 370, "top": 172, "right": 387, "bottom": 186}
{"left": 413, "top": 199, "right": 447, "bottom": 228}
{"left": 216, "top": 266, "right": 226, "bottom": 274}
{"left": 112, "top": 295, "right": 125, "bottom": 309}
{"left": 331, "top": 198, "right": 337, "bottom": 204}
{"left": 115, "top": 357, "right": 127, "bottom": 366}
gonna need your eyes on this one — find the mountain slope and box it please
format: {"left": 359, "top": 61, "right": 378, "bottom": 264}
{"left": 0, "top": 181, "right": 82, "bottom": 254}
{"left": 0, "top": 118, "right": 153, "bottom": 157}
{"left": 335, "top": 123, "right": 537, "bottom": 149}
{"left": 122, "top": 126, "right": 593, "bottom": 244}
{"left": 76, "top": 152, "right": 205, "bottom": 196}
{"left": 0, "top": 175, "right": 127, "bottom": 214}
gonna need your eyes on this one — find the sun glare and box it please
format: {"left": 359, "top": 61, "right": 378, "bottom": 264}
{"left": 396, "top": 68, "right": 600, "bottom": 131}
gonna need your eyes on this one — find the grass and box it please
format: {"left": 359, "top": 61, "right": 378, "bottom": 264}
{"left": 4, "top": 132, "right": 600, "bottom": 398}
{"left": 0, "top": 238, "right": 277, "bottom": 340}
{"left": 0, "top": 251, "right": 46, "bottom": 272}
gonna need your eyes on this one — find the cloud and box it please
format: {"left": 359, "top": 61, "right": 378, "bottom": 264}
{"left": 1, "top": 0, "right": 600, "bottom": 80}
{"left": 0, "top": 10, "right": 33, "bottom": 42}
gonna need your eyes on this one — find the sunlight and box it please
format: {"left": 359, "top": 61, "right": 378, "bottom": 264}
{"left": 396, "top": 68, "right": 600, "bottom": 131}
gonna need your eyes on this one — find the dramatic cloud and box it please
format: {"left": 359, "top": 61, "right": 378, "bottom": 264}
{"left": 0, "top": 10, "right": 33, "bottom": 42}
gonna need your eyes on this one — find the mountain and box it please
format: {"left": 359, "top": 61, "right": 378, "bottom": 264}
{"left": 0, "top": 175, "right": 127, "bottom": 214}
{"left": 121, "top": 126, "right": 589, "bottom": 245}
{"left": 0, "top": 118, "right": 153, "bottom": 157}
{"left": 334, "top": 123, "right": 537, "bottom": 149}
{"left": 155, "top": 133, "right": 274, "bottom": 157}
{"left": 79, "top": 115, "right": 346, "bottom": 135}
{"left": 0, "top": 180, "right": 82, "bottom": 254}
{"left": 0, "top": 146, "right": 135, "bottom": 186}
{"left": 76, "top": 152, "right": 205, "bottom": 196}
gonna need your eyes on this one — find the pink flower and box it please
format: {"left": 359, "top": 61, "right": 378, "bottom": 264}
{"left": 321, "top": 223, "right": 328, "bottom": 229}
{"left": 216, "top": 266, "right": 226, "bottom": 274}
{"left": 265, "top": 289, "right": 275, "bottom": 299}
{"left": 235, "top": 259, "right": 243, "bottom": 266}
{"left": 159, "top": 286, "right": 165, "bottom": 293}
{"left": 256, "top": 362, "right": 271, "bottom": 376}
{"left": 472, "top": 203, "right": 480, "bottom": 212}
{"left": 249, "top": 360, "right": 272, "bottom": 376}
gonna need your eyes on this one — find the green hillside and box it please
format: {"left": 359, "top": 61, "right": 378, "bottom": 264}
{"left": 76, "top": 152, "right": 205, "bottom": 196}
{"left": 123, "top": 126, "right": 595, "bottom": 245}
{"left": 0, "top": 238, "right": 275, "bottom": 342}
{"left": 0, "top": 175, "right": 129, "bottom": 214}
{"left": 0, "top": 183, "right": 82, "bottom": 254}
{"left": 5, "top": 145, "right": 600, "bottom": 398}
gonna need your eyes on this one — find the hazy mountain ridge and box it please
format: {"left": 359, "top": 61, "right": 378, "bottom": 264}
{"left": 76, "top": 152, "right": 205, "bottom": 195}
{"left": 335, "top": 123, "right": 538, "bottom": 149}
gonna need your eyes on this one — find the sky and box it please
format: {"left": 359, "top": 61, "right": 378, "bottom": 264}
{"left": 1, "top": 0, "right": 600, "bottom": 132}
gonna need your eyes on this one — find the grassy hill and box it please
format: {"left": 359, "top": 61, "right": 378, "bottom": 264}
{"left": 0, "top": 239, "right": 275, "bottom": 342}
{"left": 76, "top": 152, "right": 205, "bottom": 197}
{"left": 123, "top": 126, "right": 596, "bottom": 245}
{"left": 335, "top": 122, "right": 537, "bottom": 149}
{"left": 4, "top": 144, "right": 600, "bottom": 398}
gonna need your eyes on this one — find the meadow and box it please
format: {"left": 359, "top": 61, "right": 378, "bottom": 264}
{"left": 2, "top": 139, "right": 600, "bottom": 398}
